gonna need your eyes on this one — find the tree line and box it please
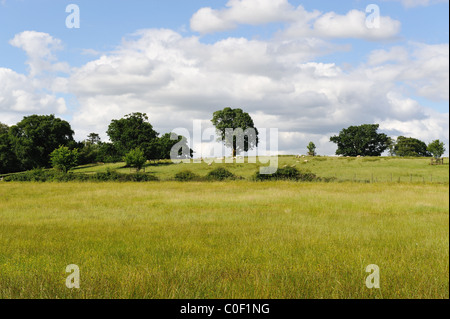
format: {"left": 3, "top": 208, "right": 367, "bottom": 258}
{"left": 0, "top": 112, "right": 192, "bottom": 174}
{"left": 0, "top": 109, "right": 446, "bottom": 175}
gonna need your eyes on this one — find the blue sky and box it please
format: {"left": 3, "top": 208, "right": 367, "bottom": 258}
{"left": 0, "top": 0, "right": 448, "bottom": 155}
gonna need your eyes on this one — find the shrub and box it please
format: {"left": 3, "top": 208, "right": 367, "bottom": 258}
{"left": 3, "top": 167, "right": 158, "bottom": 182}
{"left": 206, "top": 167, "right": 236, "bottom": 181}
{"left": 123, "top": 148, "right": 147, "bottom": 172}
{"left": 50, "top": 146, "right": 79, "bottom": 173}
{"left": 254, "top": 166, "right": 318, "bottom": 182}
{"left": 174, "top": 170, "right": 201, "bottom": 181}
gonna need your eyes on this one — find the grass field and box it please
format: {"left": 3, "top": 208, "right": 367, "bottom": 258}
{"left": 70, "top": 156, "right": 450, "bottom": 183}
{"left": 0, "top": 176, "right": 448, "bottom": 298}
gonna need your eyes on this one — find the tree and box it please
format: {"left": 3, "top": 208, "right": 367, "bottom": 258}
{"left": 386, "top": 137, "right": 396, "bottom": 156}
{"left": 330, "top": 124, "right": 389, "bottom": 157}
{"left": 427, "top": 140, "right": 446, "bottom": 159}
{"left": 107, "top": 113, "right": 158, "bottom": 159}
{"left": 50, "top": 146, "right": 79, "bottom": 173}
{"left": 156, "top": 133, "right": 193, "bottom": 160}
{"left": 77, "top": 133, "right": 102, "bottom": 165}
{"left": 307, "top": 142, "right": 316, "bottom": 156}
{"left": 211, "top": 107, "right": 259, "bottom": 157}
{"left": 86, "top": 133, "right": 101, "bottom": 145}
{"left": 0, "top": 122, "right": 19, "bottom": 174}
{"left": 394, "top": 136, "right": 430, "bottom": 157}
{"left": 8, "top": 115, "right": 75, "bottom": 170}
{"left": 123, "top": 148, "right": 147, "bottom": 172}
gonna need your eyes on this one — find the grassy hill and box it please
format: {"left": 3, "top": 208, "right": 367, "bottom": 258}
{"left": 70, "top": 156, "right": 449, "bottom": 183}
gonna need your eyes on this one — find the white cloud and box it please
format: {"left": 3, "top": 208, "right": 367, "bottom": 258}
{"left": 9, "top": 31, "right": 70, "bottom": 76}
{"left": 0, "top": 68, "right": 67, "bottom": 116}
{"left": 191, "top": 0, "right": 401, "bottom": 40}
{"left": 190, "top": 0, "right": 312, "bottom": 33}
{"left": 384, "top": 0, "right": 448, "bottom": 8}
{"left": 367, "top": 43, "right": 449, "bottom": 101}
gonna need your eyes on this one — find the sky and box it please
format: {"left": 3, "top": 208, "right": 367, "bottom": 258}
{"left": 0, "top": 0, "right": 448, "bottom": 156}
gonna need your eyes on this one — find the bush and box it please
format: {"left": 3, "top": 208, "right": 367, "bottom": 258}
{"left": 3, "top": 167, "right": 158, "bottom": 182}
{"left": 123, "top": 148, "right": 147, "bottom": 172}
{"left": 50, "top": 146, "right": 79, "bottom": 173}
{"left": 206, "top": 167, "right": 236, "bottom": 181}
{"left": 254, "top": 166, "right": 318, "bottom": 182}
{"left": 174, "top": 170, "right": 201, "bottom": 181}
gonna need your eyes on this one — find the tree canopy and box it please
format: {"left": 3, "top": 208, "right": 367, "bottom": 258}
{"left": 50, "top": 146, "right": 79, "bottom": 173}
{"left": 427, "top": 140, "right": 445, "bottom": 159}
{"left": 211, "top": 107, "right": 259, "bottom": 157}
{"left": 394, "top": 136, "right": 431, "bottom": 157}
{"left": 330, "top": 124, "right": 389, "bottom": 157}
{"left": 107, "top": 112, "right": 159, "bottom": 158}
{"left": 8, "top": 115, "right": 75, "bottom": 170}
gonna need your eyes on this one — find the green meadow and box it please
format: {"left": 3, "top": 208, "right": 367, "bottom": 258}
{"left": 0, "top": 157, "right": 448, "bottom": 299}
{"left": 71, "top": 156, "right": 450, "bottom": 183}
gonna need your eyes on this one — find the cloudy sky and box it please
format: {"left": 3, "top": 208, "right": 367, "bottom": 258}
{"left": 0, "top": 0, "right": 448, "bottom": 156}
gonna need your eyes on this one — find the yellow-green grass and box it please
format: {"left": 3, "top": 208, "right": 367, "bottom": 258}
{"left": 71, "top": 156, "right": 449, "bottom": 183}
{"left": 0, "top": 181, "right": 448, "bottom": 299}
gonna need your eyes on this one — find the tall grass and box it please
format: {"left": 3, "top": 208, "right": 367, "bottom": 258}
{"left": 69, "top": 156, "right": 449, "bottom": 183}
{"left": 0, "top": 182, "right": 448, "bottom": 299}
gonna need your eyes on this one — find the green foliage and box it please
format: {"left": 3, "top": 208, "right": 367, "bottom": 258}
{"left": 107, "top": 113, "right": 159, "bottom": 158}
{"left": 307, "top": 142, "right": 316, "bottom": 156}
{"left": 211, "top": 107, "right": 259, "bottom": 157}
{"left": 0, "top": 122, "right": 19, "bottom": 174}
{"left": 8, "top": 115, "right": 75, "bottom": 171}
{"left": 97, "top": 143, "right": 122, "bottom": 163}
{"left": 427, "top": 140, "right": 446, "bottom": 159}
{"left": 174, "top": 170, "right": 201, "bottom": 181}
{"left": 123, "top": 148, "right": 147, "bottom": 171}
{"left": 206, "top": 167, "right": 236, "bottom": 181}
{"left": 157, "top": 133, "right": 193, "bottom": 160}
{"left": 3, "top": 167, "right": 158, "bottom": 182}
{"left": 330, "top": 124, "right": 389, "bottom": 157}
{"left": 50, "top": 146, "right": 79, "bottom": 173}
{"left": 254, "top": 166, "right": 318, "bottom": 181}
{"left": 394, "top": 136, "right": 431, "bottom": 157}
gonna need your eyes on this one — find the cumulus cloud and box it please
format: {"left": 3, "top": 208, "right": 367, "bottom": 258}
{"left": 9, "top": 31, "right": 70, "bottom": 77}
{"left": 368, "top": 43, "right": 449, "bottom": 101}
{"left": 0, "top": 68, "right": 67, "bottom": 117}
{"left": 191, "top": 0, "right": 401, "bottom": 40}
{"left": 190, "top": 0, "right": 311, "bottom": 33}
{"left": 384, "top": 0, "right": 448, "bottom": 8}
{"left": 0, "top": 31, "right": 69, "bottom": 123}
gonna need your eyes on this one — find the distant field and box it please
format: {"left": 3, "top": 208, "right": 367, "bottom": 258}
{"left": 0, "top": 181, "right": 448, "bottom": 299}
{"left": 70, "top": 156, "right": 450, "bottom": 183}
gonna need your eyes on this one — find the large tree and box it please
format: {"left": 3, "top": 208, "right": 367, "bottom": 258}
{"left": 106, "top": 113, "right": 159, "bottom": 159}
{"left": 330, "top": 124, "right": 389, "bottom": 157}
{"left": 0, "top": 122, "right": 19, "bottom": 174}
{"left": 156, "top": 133, "right": 193, "bottom": 160}
{"left": 394, "top": 136, "right": 431, "bottom": 157}
{"left": 427, "top": 140, "right": 446, "bottom": 159}
{"left": 8, "top": 115, "right": 74, "bottom": 170}
{"left": 211, "top": 107, "right": 259, "bottom": 157}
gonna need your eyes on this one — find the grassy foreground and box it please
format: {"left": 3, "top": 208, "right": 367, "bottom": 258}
{"left": 0, "top": 181, "right": 448, "bottom": 299}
